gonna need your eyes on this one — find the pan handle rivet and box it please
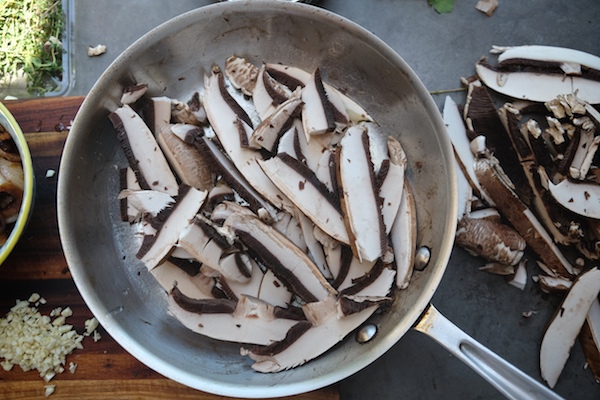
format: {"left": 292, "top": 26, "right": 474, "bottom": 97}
{"left": 414, "top": 246, "right": 431, "bottom": 271}
{"left": 356, "top": 323, "right": 378, "bottom": 344}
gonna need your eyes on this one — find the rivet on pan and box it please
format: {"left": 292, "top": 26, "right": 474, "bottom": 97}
{"left": 356, "top": 323, "right": 378, "bottom": 344}
{"left": 414, "top": 246, "right": 431, "bottom": 271}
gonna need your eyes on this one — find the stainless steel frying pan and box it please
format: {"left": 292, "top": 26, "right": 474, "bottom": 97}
{"left": 57, "top": 1, "right": 561, "bottom": 398}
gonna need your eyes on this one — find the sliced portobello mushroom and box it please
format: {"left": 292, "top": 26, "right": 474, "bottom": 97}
{"left": 540, "top": 267, "right": 600, "bottom": 388}
{"left": 109, "top": 104, "right": 178, "bottom": 196}
{"left": 240, "top": 301, "right": 380, "bottom": 373}
{"left": 223, "top": 212, "right": 337, "bottom": 304}
{"left": 476, "top": 57, "right": 600, "bottom": 104}
{"left": 336, "top": 124, "right": 387, "bottom": 262}
{"left": 390, "top": 177, "right": 418, "bottom": 289}
{"left": 136, "top": 185, "right": 207, "bottom": 270}
{"left": 168, "top": 286, "right": 302, "bottom": 346}
{"left": 259, "top": 152, "right": 349, "bottom": 245}
{"left": 178, "top": 215, "right": 253, "bottom": 283}
{"left": 203, "top": 66, "right": 292, "bottom": 212}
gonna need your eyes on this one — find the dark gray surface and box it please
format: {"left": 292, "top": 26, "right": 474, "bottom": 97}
{"left": 68, "top": 1, "right": 600, "bottom": 399}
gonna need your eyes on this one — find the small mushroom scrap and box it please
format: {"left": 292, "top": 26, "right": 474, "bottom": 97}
{"left": 455, "top": 208, "right": 525, "bottom": 267}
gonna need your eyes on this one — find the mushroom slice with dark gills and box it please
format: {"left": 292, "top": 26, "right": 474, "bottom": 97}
{"left": 117, "top": 189, "right": 174, "bottom": 223}
{"left": 152, "top": 259, "right": 217, "bottom": 300}
{"left": 390, "top": 177, "right": 418, "bottom": 289}
{"left": 241, "top": 296, "right": 379, "bottom": 373}
{"left": 493, "top": 45, "right": 600, "bottom": 77}
{"left": 275, "top": 122, "right": 300, "bottom": 160}
{"left": 266, "top": 62, "right": 374, "bottom": 124}
{"left": 443, "top": 96, "right": 494, "bottom": 212}
{"left": 337, "top": 259, "right": 396, "bottom": 299}
{"left": 204, "top": 182, "right": 235, "bottom": 213}
{"left": 147, "top": 96, "right": 215, "bottom": 191}
{"left": 223, "top": 267, "right": 293, "bottom": 309}
{"left": 301, "top": 68, "right": 335, "bottom": 137}
{"left": 475, "top": 55, "right": 600, "bottom": 104}
{"left": 168, "top": 287, "right": 303, "bottom": 346}
{"left": 120, "top": 83, "right": 148, "bottom": 105}
{"left": 223, "top": 212, "right": 337, "bottom": 304}
{"left": 455, "top": 207, "right": 525, "bottom": 267}
{"left": 474, "top": 147, "right": 574, "bottom": 278}
{"left": 225, "top": 55, "right": 259, "bottom": 96}
{"left": 539, "top": 166, "right": 600, "bottom": 220}
{"left": 540, "top": 267, "right": 600, "bottom": 388}
{"left": 252, "top": 64, "right": 345, "bottom": 126}
{"left": 250, "top": 93, "right": 303, "bottom": 153}
{"left": 379, "top": 136, "right": 407, "bottom": 234}
{"left": 580, "top": 299, "right": 600, "bottom": 383}
{"left": 294, "top": 117, "right": 338, "bottom": 172}
{"left": 253, "top": 65, "right": 294, "bottom": 120}
{"left": 178, "top": 215, "right": 254, "bottom": 283}
{"left": 271, "top": 209, "right": 306, "bottom": 253}
{"left": 119, "top": 167, "right": 140, "bottom": 222}
{"left": 258, "top": 152, "right": 349, "bottom": 245}
{"left": 136, "top": 184, "right": 207, "bottom": 270}
{"left": 336, "top": 124, "right": 387, "bottom": 262}
{"left": 195, "top": 137, "right": 278, "bottom": 221}
{"left": 314, "top": 149, "right": 337, "bottom": 194}
{"left": 109, "top": 104, "right": 178, "bottom": 196}
{"left": 292, "top": 207, "right": 330, "bottom": 280}
{"left": 203, "top": 66, "right": 292, "bottom": 211}
{"left": 536, "top": 274, "right": 573, "bottom": 294}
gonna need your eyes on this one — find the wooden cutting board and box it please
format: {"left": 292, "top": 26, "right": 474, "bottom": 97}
{"left": 0, "top": 97, "right": 340, "bottom": 400}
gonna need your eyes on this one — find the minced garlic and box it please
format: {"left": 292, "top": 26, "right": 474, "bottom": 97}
{"left": 0, "top": 294, "right": 84, "bottom": 382}
{"left": 44, "top": 384, "right": 55, "bottom": 397}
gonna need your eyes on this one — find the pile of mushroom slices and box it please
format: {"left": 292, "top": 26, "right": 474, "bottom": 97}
{"left": 0, "top": 123, "right": 24, "bottom": 245}
{"left": 108, "top": 56, "right": 418, "bottom": 373}
{"left": 444, "top": 45, "right": 600, "bottom": 388}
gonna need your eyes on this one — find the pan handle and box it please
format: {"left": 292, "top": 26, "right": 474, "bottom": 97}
{"left": 413, "top": 304, "right": 564, "bottom": 400}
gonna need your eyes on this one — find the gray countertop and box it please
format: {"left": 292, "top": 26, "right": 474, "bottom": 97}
{"left": 68, "top": 1, "right": 600, "bottom": 399}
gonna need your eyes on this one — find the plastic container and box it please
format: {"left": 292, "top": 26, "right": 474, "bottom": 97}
{"left": 0, "top": 0, "right": 74, "bottom": 99}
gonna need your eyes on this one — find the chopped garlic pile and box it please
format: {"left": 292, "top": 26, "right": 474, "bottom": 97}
{"left": 0, "top": 294, "right": 84, "bottom": 382}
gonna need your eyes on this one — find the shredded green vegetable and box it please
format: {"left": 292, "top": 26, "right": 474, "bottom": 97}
{"left": 0, "top": 0, "right": 64, "bottom": 95}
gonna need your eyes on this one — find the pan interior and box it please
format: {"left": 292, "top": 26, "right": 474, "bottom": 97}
{"left": 57, "top": 1, "right": 457, "bottom": 397}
